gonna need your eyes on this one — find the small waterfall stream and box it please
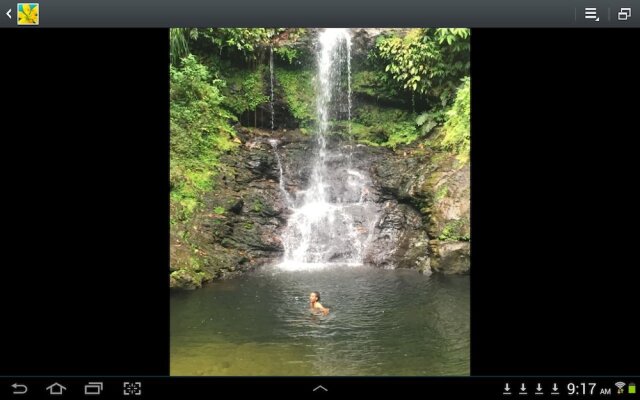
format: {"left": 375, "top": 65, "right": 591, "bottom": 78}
{"left": 269, "top": 139, "right": 292, "bottom": 207}
{"left": 269, "top": 46, "right": 275, "bottom": 131}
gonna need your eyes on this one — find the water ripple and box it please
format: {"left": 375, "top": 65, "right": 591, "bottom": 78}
{"left": 171, "top": 266, "right": 469, "bottom": 376}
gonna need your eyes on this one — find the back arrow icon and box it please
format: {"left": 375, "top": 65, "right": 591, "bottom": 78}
{"left": 6, "top": 8, "right": 11, "bottom": 19}
{"left": 11, "top": 383, "right": 28, "bottom": 395}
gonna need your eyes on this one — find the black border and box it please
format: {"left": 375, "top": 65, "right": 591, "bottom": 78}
{"left": 1, "top": 28, "right": 170, "bottom": 375}
{"left": 471, "top": 28, "right": 640, "bottom": 375}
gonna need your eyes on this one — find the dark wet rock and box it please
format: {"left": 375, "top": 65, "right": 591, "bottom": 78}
{"left": 269, "top": 87, "right": 300, "bottom": 130}
{"left": 351, "top": 28, "right": 386, "bottom": 61}
{"left": 431, "top": 241, "right": 470, "bottom": 274}
{"left": 364, "top": 200, "right": 430, "bottom": 273}
{"left": 171, "top": 127, "right": 470, "bottom": 289}
{"left": 228, "top": 198, "right": 244, "bottom": 214}
{"left": 169, "top": 269, "right": 202, "bottom": 290}
{"left": 246, "top": 151, "right": 280, "bottom": 180}
{"left": 370, "top": 142, "right": 470, "bottom": 275}
{"left": 170, "top": 129, "right": 313, "bottom": 289}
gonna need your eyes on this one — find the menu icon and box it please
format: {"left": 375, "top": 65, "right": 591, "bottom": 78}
{"left": 585, "top": 7, "right": 599, "bottom": 21}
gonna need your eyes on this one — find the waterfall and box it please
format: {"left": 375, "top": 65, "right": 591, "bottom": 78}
{"left": 279, "top": 29, "right": 378, "bottom": 270}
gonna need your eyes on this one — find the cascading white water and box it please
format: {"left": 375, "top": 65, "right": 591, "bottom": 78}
{"left": 279, "top": 29, "right": 379, "bottom": 271}
{"left": 269, "top": 139, "right": 292, "bottom": 207}
{"left": 269, "top": 46, "right": 275, "bottom": 131}
{"left": 347, "top": 42, "right": 352, "bottom": 136}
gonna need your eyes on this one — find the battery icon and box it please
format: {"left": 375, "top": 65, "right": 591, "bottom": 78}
{"left": 629, "top": 383, "right": 636, "bottom": 394}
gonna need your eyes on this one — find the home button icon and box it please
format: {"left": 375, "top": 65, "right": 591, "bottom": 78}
{"left": 46, "top": 383, "right": 67, "bottom": 395}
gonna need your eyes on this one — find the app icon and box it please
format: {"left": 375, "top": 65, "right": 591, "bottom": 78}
{"left": 17, "top": 3, "right": 38, "bottom": 25}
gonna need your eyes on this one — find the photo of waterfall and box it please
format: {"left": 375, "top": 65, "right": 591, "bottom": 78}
{"left": 170, "top": 28, "right": 470, "bottom": 376}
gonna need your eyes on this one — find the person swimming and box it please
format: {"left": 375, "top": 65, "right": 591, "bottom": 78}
{"left": 309, "top": 291, "right": 330, "bottom": 315}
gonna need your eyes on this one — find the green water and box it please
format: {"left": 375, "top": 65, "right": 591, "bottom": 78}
{"left": 170, "top": 265, "right": 469, "bottom": 376}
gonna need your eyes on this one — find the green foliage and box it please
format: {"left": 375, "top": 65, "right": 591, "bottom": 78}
{"left": 178, "top": 28, "right": 310, "bottom": 65}
{"left": 352, "top": 70, "right": 403, "bottom": 104}
{"left": 416, "top": 109, "right": 446, "bottom": 136}
{"left": 356, "top": 104, "right": 411, "bottom": 127}
{"left": 352, "top": 28, "right": 470, "bottom": 150}
{"left": 213, "top": 206, "right": 226, "bottom": 215}
{"left": 438, "top": 219, "right": 470, "bottom": 241}
{"left": 272, "top": 28, "right": 309, "bottom": 64}
{"left": 170, "top": 28, "right": 190, "bottom": 65}
{"left": 274, "top": 46, "right": 298, "bottom": 64}
{"left": 274, "top": 67, "right": 315, "bottom": 126}
{"left": 191, "top": 28, "right": 274, "bottom": 60}
{"left": 347, "top": 104, "right": 419, "bottom": 149}
{"left": 221, "top": 66, "right": 269, "bottom": 116}
{"left": 170, "top": 54, "right": 235, "bottom": 163}
{"left": 170, "top": 54, "right": 239, "bottom": 222}
{"left": 442, "top": 77, "right": 470, "bottom": 162}
{"left": 374, "top": 28, "right": 470, "bottom": 107}
{"left": 252, "top": 200, "right": 263, "bottom": 212}
{"left": 384, "top": 123, "right": 420, "bottom": 149}
{"left": 434, "top": 184, "right": 449, "bottom": 201}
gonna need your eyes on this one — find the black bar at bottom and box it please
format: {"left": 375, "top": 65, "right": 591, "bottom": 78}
{"left": 1, "top": 377, "right": 639, "bottom": 398}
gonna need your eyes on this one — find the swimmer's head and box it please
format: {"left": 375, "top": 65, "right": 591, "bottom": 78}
{"left": 310, "top": 291, "right": 321, "bottom": 303}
